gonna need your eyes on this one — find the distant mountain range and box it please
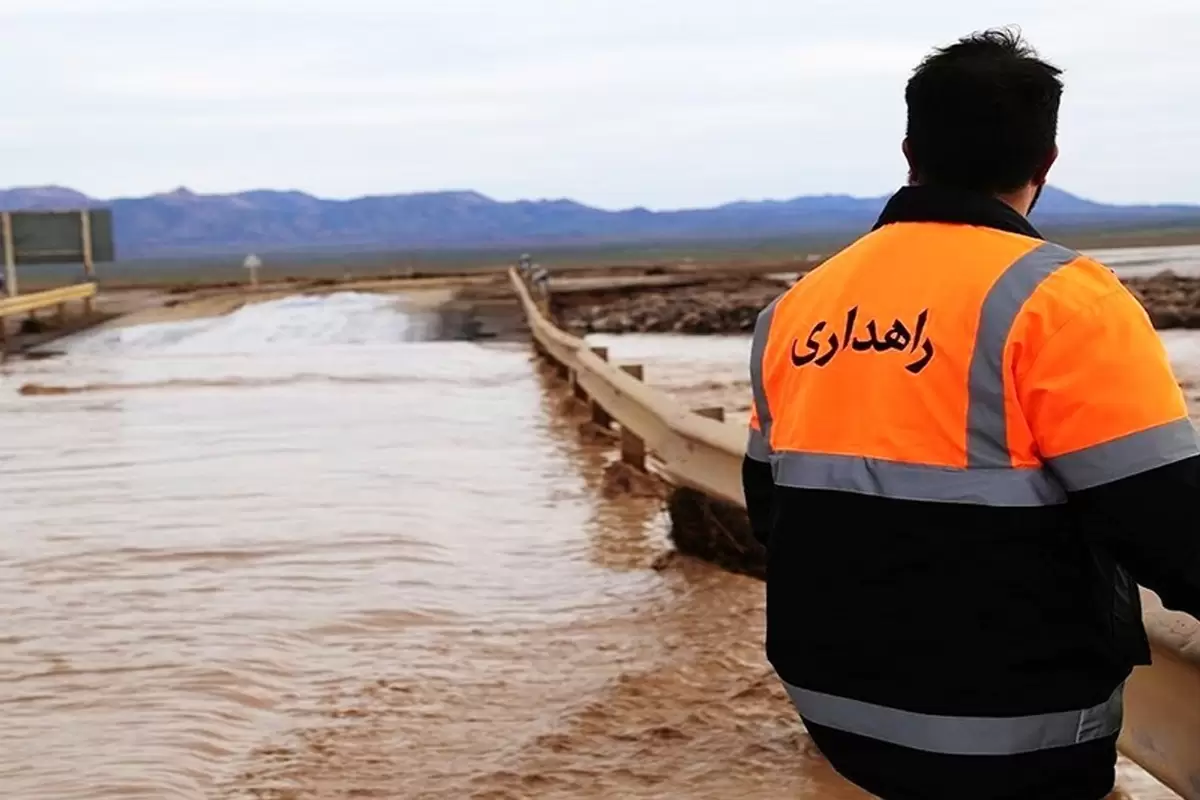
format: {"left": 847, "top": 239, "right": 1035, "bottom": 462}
{"left": 2, "top": 185, "right": 1199, "bottom": 259}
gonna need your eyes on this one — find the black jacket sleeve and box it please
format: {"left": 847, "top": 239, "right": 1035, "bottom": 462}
{"left": 742, "top": 455, "right": 775, "bottom": 549}
{"left": 1071, "top": 455, "right": 1200, "bottom": 619}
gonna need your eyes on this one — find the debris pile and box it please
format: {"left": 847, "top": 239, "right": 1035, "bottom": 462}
{"left": 561, "top": 277, "right": 785, "bottom": 335}
{"left": 561, "top": 271, "right": 1200, "bottom": 334}
{"left": 1125, "top": 272, "right": 1200, "bottom": 329}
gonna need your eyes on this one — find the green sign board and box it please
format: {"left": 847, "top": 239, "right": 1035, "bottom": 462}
{"left": 3, "top": 209, "right": 115, "bottom": 266}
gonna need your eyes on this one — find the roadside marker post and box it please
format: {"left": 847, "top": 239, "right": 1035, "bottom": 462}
{"left": 244, "top": 254, "right": 262, "bottom": 288}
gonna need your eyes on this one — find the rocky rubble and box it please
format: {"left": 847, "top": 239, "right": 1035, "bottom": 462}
{"left": 561, "top": 271, "right": 1200, "bottom": 335}
{"left": 560, "top": 278, "right": 784, "bottom": 335}
{"left": 1124, "top": 272, "right": 1200, "bottom": 328}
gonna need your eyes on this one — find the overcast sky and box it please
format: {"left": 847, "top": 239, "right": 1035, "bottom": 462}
{"left": 1, "top": 0, "right": 1198, "bottom": 209}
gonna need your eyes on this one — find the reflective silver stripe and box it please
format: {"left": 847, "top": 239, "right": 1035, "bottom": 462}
{"left": 783, "top": 681, "right": 1123, "bottom": 757}
{"left": 967, "top": 243, "right": 1079, "bottom": 468}
{"left": 1047, "top": 418, "right": 1200, "bottom": 491}
{"left": 746, "top": 427, "right": 771, "bottom": 462}
{"left": 748, "top": 296, "right": 782, "bottom": 454}
{"left": 771, "top": 451, "right": 1065, "bottom": 506}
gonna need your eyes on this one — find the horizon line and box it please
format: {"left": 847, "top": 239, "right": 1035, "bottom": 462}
{"left": 3, "top": 183, "right": 1200, "bottom": 213}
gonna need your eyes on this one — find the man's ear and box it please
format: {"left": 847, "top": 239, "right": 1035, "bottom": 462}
{"left": 902, "top": 139, "right": 917, "bottom": 183}
{"left": 1034, "top": 145, "right": 1059, "bottom": 185}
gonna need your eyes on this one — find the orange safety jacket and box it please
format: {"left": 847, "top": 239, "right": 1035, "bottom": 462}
{"left": 744, "top": 185, "right": 1200, "bottom": 800}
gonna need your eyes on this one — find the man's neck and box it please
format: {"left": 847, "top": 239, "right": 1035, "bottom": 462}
{"left": 995, "top": 188, "right": 1036, "bottom": 218}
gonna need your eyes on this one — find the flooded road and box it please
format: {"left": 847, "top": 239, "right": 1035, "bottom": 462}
{"left": 1088, "top": 244, "right": 1200, "bottom": 278}
{"left": 0, "top": 292, "right": 856, "bottom": 799}
{"left": 0, "top": 288, "right": 1192, "bottom": 799}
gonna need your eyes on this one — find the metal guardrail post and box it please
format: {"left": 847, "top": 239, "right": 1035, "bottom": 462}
{"left": 618, "top": 364, "right": 647, "bottom": 469}
{"left": 620, "top": 425, "right": 646, "bottom": 470}
{"left": 591, "top": 400, "right": 613, "bottom": 429}
{"left": 589, "top": 347, "right": 612, "bottom": 428}
{"left": 694, "top": 406, "right": 726, "bottom": 422}
{"left": 569, "top": 369, "right": 588, "bottom": 402}
{"left": 619, "top": 364, "right": 644, "bottom": 380}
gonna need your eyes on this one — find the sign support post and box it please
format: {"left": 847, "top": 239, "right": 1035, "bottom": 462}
{"left": 2, "top": 212, "right": 17, "bottom": 297}
{"left": 80, "top": 210, "right": 94, "bottom": 313}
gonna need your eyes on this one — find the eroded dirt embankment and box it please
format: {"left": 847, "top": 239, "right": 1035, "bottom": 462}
{"left": 557, "top": 272, "right": 1200, "bottom": 336}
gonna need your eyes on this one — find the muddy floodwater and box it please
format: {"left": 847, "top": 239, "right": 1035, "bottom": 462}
{"left": 1089, "top": 244, "right": 1200, "bottom": 278}
{"left": 0, "top": 289, "right": 1194, "bottom": 799}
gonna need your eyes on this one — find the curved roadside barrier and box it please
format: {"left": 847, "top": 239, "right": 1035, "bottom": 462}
{"left": 513, "top": 269, "right": 746, "bottom": 508}
{"left": 0, "top": 282, "right": 98, "bottom": 353}
{"left": 510, "top": 267, "right": 1200, "bottom": 799}
{"left": 0, "top": 282, "right": 97, "bottom": 318}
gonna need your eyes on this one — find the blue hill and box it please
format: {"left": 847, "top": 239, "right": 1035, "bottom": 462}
{"left": 0, "top": 185, "right": 1196, "bottom": 258}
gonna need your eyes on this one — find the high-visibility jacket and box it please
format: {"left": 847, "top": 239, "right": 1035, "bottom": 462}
{"left": 743, "top": 185, "right": 1200, "bottom": 800}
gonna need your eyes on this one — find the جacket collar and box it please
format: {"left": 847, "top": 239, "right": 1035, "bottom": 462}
{"left": 872, "top": 185, "right": 1044, "bottom": 240}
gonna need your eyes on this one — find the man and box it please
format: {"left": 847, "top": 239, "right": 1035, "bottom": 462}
{"left": 743, "top": 28, "right": 1200, "bottom": 800}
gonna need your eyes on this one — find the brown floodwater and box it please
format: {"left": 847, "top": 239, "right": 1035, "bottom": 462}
{"left": 0, "top": 290, "right": 1190, "bottom": 799}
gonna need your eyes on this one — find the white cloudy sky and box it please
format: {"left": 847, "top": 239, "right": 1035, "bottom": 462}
{"left": 1, "top": 0, "right": 1198, "bottom": 208}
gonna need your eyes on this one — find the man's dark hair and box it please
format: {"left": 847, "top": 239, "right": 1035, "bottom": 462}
{"left": 905, "top": 28, "right": 1063, "bottom": 195}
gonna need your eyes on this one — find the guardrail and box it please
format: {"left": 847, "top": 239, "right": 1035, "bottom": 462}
{"left": 513, "top": 268, "right": 746, "bottom": 506}
{"left": 0, "top": 282, "right": 98, "bottom": 350}
{"left": 509, "top": 267, "right": 1200, "bottom": 799}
